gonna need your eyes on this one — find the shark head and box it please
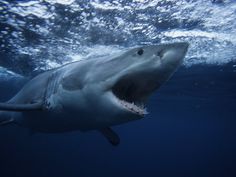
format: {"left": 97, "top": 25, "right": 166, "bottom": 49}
{"left": 59, "top": 42, "right": 189, "bottom": 130}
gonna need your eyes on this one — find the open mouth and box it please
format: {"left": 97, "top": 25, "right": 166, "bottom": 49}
{"left": 111, "top": 74, "right": 157, "bottom": 116}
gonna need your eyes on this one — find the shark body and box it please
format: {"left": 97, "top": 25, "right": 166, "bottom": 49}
{"left": 0, "top": 42, "right": 189, "bottom": 145}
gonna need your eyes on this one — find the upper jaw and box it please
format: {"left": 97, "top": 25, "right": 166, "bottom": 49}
{"left": 110, "top": 73, "right": 155, "bottom": 117}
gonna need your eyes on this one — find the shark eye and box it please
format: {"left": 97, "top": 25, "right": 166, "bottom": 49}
{"left": 137, "top": 49, "right": 144, "bottom": 56}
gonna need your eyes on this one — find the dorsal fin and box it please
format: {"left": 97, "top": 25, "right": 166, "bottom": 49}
{"left": 0, "top": 102, "right": 43, "bottom": 112}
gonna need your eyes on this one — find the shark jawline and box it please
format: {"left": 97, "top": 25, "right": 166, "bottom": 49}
{"left": 111, "top": 74, "right": 151, "bottom": 116}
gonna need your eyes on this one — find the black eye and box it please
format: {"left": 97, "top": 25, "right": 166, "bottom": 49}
{"left": 137, "top": 48, "right": 144, "bottom": 55}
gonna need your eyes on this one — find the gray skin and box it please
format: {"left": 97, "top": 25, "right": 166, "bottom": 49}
{"left": 0, "top": 42, "right": 189, "bottom": 145}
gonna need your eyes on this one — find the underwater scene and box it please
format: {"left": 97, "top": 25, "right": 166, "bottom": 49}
{"left": 0, "top": 0, "right": 236, "bottom": 177}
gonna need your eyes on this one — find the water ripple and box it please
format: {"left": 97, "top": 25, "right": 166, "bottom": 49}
{"left": 0, "top": 0, "right": 235, "bottom": 76}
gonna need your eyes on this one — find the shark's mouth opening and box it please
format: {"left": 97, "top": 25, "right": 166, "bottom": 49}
{"left": 111, "top": 74, "right": 158, "bottom": 116}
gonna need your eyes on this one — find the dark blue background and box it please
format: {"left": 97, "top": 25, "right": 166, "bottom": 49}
{"left": 0, "top": 63, "right": 236, "bottom": 177}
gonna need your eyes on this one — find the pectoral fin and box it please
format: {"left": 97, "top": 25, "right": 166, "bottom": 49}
{"left": 0, "top": 102, "right": 43, "bottom": 112}
{"left": 0, "top": 118, "right": 14, "bottom": 126}
{"left": 98, "top": 127, "right": 120, "bottom": 146}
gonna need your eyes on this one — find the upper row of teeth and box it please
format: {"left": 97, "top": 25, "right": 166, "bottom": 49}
{"left": 119, "top": 100, "right": 148, "bottom": 115}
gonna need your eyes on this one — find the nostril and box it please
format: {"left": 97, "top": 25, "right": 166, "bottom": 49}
{"left": 157, "top": 50, "right": 164, "bottom": 58}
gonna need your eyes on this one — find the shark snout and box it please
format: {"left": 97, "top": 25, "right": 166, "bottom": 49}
{"left": 160, "top": 42, "right": 189, "bottom": 65}
{"left": 174, "top": 42, "right": 189, "bottom": 54}
{"left": 155, "top": 42, "right": 189, "bottom": 60}
{"left": 176, "top": 42, "right": 189, "bottom": 49}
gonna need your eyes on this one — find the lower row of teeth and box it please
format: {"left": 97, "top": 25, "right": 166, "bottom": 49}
{"left": 120, "top": 100, "right": 148, "bottom": 115}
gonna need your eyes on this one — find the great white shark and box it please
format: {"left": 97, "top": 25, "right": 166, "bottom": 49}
{"left": 0, "top": 42, "right": 189, "bottom": 146}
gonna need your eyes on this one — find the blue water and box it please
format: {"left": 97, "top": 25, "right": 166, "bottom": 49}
{"left": 1, "top": 0, "right": 236, "bottom": 177}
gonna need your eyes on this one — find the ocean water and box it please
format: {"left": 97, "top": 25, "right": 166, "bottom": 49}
{"left": 0, "top": 0, "right": 236, "bottom": 177}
